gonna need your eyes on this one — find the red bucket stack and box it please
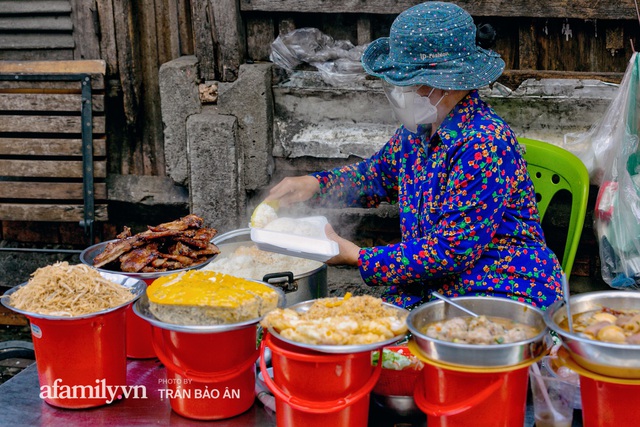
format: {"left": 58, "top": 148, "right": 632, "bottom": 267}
{"left": 150, "top": 323, "right": 259, "bottom": 420}
{"left": 544, "top": 291, "right": 640, "bottom": 427}
{"left": 557, "top": 348, "right": 640, "bottom": 427}
{"left": 257, "top": 296, "right": 409, "bottom": 427}
{"left": 411, "top": 352, "right": 533, "bottom": 427}
{"left": 406, "top": 296, "right": 550, "bottom": 427}
{"left": 1, "top": 272, "right": 146, "bottom": 409}
{"left": 133, "top": 280, "right": 285, "bottom": 421}
{"left": 259, "top": 332, "right": 382, "bottom": 427}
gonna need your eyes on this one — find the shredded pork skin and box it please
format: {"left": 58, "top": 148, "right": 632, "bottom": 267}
{"left": 7, "top": 262, "right": 135, "bottom": 316}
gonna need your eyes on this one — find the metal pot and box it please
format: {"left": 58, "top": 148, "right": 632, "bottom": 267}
{"left": 544, "top": 290, "right": 640, "bottom": 378}
{"left": 211, "top": 228, "right": 328, "bottom": 307}
{"left": 407, "top": 296, "right": 549, "bottom": 368}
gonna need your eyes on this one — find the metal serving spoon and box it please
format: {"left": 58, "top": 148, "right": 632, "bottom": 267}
{"left": 430, "top": 291, "right": 479, "bottom": 317}
{"left": 562, "top": 273, "right": 574, "bottom": 334}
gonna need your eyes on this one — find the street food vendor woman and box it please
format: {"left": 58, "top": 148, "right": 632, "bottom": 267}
{"left": 265, "top": 1, "right": 564, "bottom": 310}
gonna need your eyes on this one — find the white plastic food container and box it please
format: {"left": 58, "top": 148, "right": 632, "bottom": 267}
{"left": 250, "top": 216, "right": 339, "bottom": 262}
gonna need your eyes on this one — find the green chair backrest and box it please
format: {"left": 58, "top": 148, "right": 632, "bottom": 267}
{"left": 519, "top": 138, "right": 590, "bottom": 277}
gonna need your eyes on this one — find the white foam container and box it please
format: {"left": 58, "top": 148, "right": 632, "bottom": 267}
{"left": 250, "top": 216, "right": 339, "bottom": 262}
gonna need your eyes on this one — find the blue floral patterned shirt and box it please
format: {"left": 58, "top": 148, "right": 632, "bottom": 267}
{"left": 311, "top": 90, "right": 563, "bottom": 309}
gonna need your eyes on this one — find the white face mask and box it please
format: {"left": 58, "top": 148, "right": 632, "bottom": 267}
{"left": 383, "top": 84, "right": 445, "bottom": 133}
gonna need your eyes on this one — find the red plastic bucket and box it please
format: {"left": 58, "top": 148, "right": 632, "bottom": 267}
{"left": 125, "top": 278, "right": 156, "bottom": 359}
{"left": 372, "top": 345, "right": 423, "bottom": 397}
{"left": 557, "top": 348, "right": 640, "bottom": 427}
{"left": 408, "top": 340, "right": 535, "bottom": 427}
{"left": 29, "top": 308, "right": 128, "bottom": 409}
{"left": 1, "top": 273, "right": 145, "bottom": 409}
{"left": 259, "top": 332, "right": 382, "bottom": 427}
{"left": 150, "top": 324, "right": 258, "bottom": 420}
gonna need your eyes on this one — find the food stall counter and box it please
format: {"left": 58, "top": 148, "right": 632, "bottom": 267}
{"left": 0, "top": 359, "right": 433, "bottom": 427}
{"left": 0, "top": 358, "right": 586, "bottom": 426}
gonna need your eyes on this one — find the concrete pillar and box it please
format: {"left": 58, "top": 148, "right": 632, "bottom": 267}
{"left": 186, "top": 110, "right": 245, "bottom": 233}
{"left": 159, "top": 56, "right": 202, "bottom": 186}
{"left": 218, "top": 63, "right": 274, "bottom": 191}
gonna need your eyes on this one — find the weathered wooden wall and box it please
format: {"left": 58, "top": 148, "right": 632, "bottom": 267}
{"left": 231, "top": 0, "right": 638, "bottom": 88}
{"left": 0, "top": 0, "right": 194, "bottom": 180}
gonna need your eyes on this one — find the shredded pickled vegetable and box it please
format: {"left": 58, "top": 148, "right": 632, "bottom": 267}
{"left": 7, "top": 262, "right": 135, "bottom": 316}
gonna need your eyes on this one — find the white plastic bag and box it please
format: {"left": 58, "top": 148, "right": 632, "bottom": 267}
{"left": 269, "top": 27, "right": 367, "bottom": 85}
{"left": 562, "top": 62, "right": 636, "bottom": 186}
{"left": 593, "top": 53, "right": 640, "bottom": 288}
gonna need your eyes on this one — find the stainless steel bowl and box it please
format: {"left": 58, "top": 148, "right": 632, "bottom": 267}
{"left": 407, "top": 297, "right": 549, "bottom": 368}
{"left": 371, "top": 394, "right": 420, "bottom": 417}
{"left": 267, "top": 299, "right": 409, "bottom": 354}
{"left": 1, "top": 271, "right": 146, "bottom": 320}
{"left": 544, "top": 290, "right": 640, "bottom": 378}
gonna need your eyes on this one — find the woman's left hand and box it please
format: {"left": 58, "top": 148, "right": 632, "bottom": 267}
{"left": 324, "top": 224, "right": 360, "bottom": 267}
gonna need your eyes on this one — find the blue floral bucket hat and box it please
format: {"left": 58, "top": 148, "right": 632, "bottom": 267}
{"left": 361, "top": 1, "right": 505, "bottom": 90}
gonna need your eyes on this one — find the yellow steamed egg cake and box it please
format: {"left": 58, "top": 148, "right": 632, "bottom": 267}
{"left": 147, "top": 270, "right": 279, "bottom": 325}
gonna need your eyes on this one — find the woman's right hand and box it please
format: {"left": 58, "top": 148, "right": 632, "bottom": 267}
{"left": 265, "top": 176, "right": 320, "bottom": 207}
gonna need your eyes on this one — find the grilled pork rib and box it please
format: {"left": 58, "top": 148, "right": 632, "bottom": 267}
{"left": 92, "top": 214, "right": 220, "bottom": 272}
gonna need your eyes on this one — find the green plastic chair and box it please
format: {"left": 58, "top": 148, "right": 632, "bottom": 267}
{"left": 519, "top": 138, "right": 590, "bottom": 277}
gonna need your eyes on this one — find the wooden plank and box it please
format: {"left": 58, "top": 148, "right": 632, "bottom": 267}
{"left": 140, "top": 0, "right": 165, "bottom": 176}
{"left": 0, "top": 16, "right": 73, "bottom": 31}
{"left": 0, "top": 0, "right": 72, "bottom": 14}
{"left": 190, "top": 0, "right": 217, "bottom": 80}
{"left": 0, "top": 182, "right": 107, "bottom": 200}
{"left": 177, "top": 0, "right": 194, "bottom": 56}
{"left": 0, "top": 204, "right": 108, "bottom": 222}
{"left": 278, "top": 18, "right": 296, "bottom": 36}
{"left": 0, "top": 60, "right": 106, "bottom": 76}
{"left": 246, "top": 16, "right": 274, "bottom": 62}
{"left": 0, "top": 93, "right": 104, "bottom": 112}
{"left": 0, "top": 34, "right": 75, "bottom": 50}
{"left": 0, "top": 137, "right": 106, "bottom": 156}
{"left": 157, "top": 0, "right": 182, "bottom": 62}
{"left": 95, "top": 0, "right": 118, "bottom": 76}
{"left": 212, "top": 0, "right": 246, "bottom": 81}
{"left": 71, "top": 0, "right": 102, "bottom": 60}
{"left": 498, "top": 69, "right": 624, "bottom": 90}
{"left": 0, "top": 305, "right": 28, "bottom": 326}
{"left": 238, "top": 0, "right": 639, "bottom": 19}
{"left": 0, "top": 116, "right": 106, "bottom": 134}
{"left": 518, "top": 19, "right": 538, "bottom": 69}
{"left": 0, "top": 50, "right": 74, "bottom": 61}
{"left": 0, "top": 159, "right": 107, "bottom": 179}
{"left": 0, "top": 77, "right": 105, "bottom": 91}
{"left": 113, "top": 0, "right": 142, "bottom": 128}
{"left": 357, "top": 16, "right": 372, "bottom": 46}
